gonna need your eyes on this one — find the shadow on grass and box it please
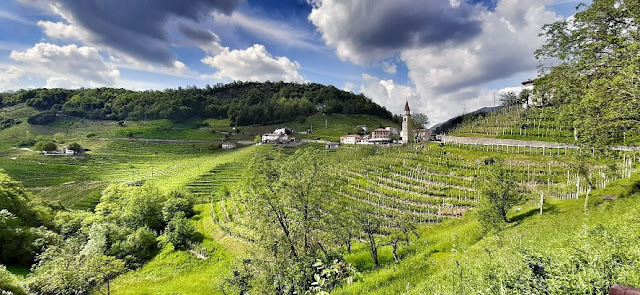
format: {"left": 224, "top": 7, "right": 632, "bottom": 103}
{"left": 510, "top": 203, "right": 558, "bottom": 223}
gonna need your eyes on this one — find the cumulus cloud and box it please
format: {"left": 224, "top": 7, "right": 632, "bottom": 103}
{"left": 10, "top": 43, "right": 119, "bottom": 87}
{"left": 382, "top": 61, "right": 397, "bottom": 74}
{"left": 308, "top": 0, "right": 483, "bottom": 64}
{"left": 38, "top": 0, "right": 241, "bottom": 66}
{"left": 45, "top": 77, "right": 83, "bottom": 89}
{"left": 359, "top": 74, "right": 423, "bottom": 115}
{"left": 310, "top": 0, "right": 560, "bottom": 124}
{"left": 201, "top": 44, "right": 305, "bottom": 83}
{"left": 0, "top": 66, "right": 24, "bottom": 91}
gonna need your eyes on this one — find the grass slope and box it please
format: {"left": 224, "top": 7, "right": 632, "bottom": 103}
{"left": 333, "top": 170, "right": 640, "bottom": 294}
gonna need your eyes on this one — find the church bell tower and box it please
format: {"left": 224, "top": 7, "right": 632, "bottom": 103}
{"left": 401, "top": 101, "right": 412, "bottom": 144}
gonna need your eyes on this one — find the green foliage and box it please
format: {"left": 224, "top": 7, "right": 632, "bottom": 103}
{"left": 0, "top": 116, "right": 20, "bottom": 130}
{"left": 307, "top": 259, "right": 360, "bottom": 294}
{"left": 535, "top": 0, "right": 640, "bottom": 147}
{"left": 164, "top": 214, "right": 197, "bottom": 250}
{"left": 32, "top": 141, "right": 57, "bottom": 152}
{"left": 2, "top": 82, "right": 393, "bottom": 126}
{"left": 499, "top": 91, "right": 524, "bottom": 106}
{"left": 66, "top": 142, "right": 83, "bottom": 153}
{"left": 28, "top": 241, "right": 126, "bottom": 295}
{"left": 27, "top": 111, "right": 56, "bottom": 125}
{"left": 410, "top": 112, "right": 430, "bottom": 129}
{"left": 0, "top": 265, "right": 27, "bottom": 295}
{"left": 162, "top": 192, "right": 194, "bottom": 222}
{"left": 96, "top": 185, "right": 166, "bottom": 232}
{"left": 478, "top": 161, "right": 520, "bottom": 231}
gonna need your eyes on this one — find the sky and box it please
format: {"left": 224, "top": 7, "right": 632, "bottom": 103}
{"left": 0, "top": 0, "right": 589, "bottom": 125}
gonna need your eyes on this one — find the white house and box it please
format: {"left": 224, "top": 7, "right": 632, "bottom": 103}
{"left": 340, "top": 134, "right": 362, "bottom": 145}
{"left": 370, "top": 128, "right": 390, "bottom": 143}
{"left": 262, "top": 133, "right": 289, "bottom": 143}
{"left": 385, "top": 127, "right": 399, "bottom": 135}
{"left": 221, "top": 142, "right": 237, "bottom": 149}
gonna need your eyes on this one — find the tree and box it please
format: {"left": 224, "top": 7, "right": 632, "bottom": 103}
{"left": 411, "top": 113, "right": 430, "bottom": 129}
{"left": 33, "top": 141, "right": 57, "bottom": 152}
{"left": 535, "top": 0, "right": 640, "bottom": 147}
{"left": 0, "top": 265, "right": 28, "bottom": 295}
{"left": 478, "top": 161, "right": 520, "bottom": 231}
{"left": 28, "top": 241, "right": 125, "bottom": 295}
{"left": 164, "top": 214, "right": 197, "bottom": 250}
{"left": 499, "top": 91, "right": 522, "bottom": 106}
{"left": 67, "top": 142, "right": 83, "bottom": 153}
{"left": 241, "top": 148, "right": 349, "bottom": 293}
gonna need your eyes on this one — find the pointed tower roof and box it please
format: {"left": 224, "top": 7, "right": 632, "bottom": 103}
{"left": 404, "top": 101, "right": 410, "bottom": 112}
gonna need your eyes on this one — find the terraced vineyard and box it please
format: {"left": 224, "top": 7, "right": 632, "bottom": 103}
{"left": 212, "top": 144, "right": 639, "bottom": 243}
{"left": 186, "top": 162, "right": 247, "bottom": 199}
{"left": 449, "top": 106, "right": 575, "bottom": 142}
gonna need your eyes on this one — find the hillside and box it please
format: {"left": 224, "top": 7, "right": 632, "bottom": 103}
{"left": 0, "top": 82, "right": 395, "bottom": 127}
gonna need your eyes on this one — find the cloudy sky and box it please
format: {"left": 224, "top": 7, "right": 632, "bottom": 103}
{"left": 0, "top": 0, "right": 588, "bottom": 124}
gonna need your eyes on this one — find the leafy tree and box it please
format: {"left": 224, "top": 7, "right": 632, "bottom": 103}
{"left": 478, "top": 161, "right": 520, "bottom": 231}
{"left": 28, "top": 241, "right": 125, "bottom": 295}
{"left": 499, "top": 91, "right": 522, "bottom": 106}
{"left": 535, "top": 0, "right": 640, "bottom": 147}
{"left": 67, "top": 142, "right": 83, "bottom": 153}
{"left": 27, "top": 111, "right": 56, "bottom": 125}
{"left": 162, "top": 192, "right": 194, "bottom": 222}
{"left": 0, "top": 265, "right": 27, "bottom": 295}
{"left": 164, "top": 214, "right": 197, "bottom": 250}
{"left": 33, "top": 141, "right": 57, "bottom": 152}
{"left": 241, "top": 148, "right": 351, "bottom": 293}
{"left": 410, "top": 113, "right": 430, "bottom": 129}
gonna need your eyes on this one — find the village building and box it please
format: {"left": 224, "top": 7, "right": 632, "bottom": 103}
{"left": 221, "top": 142, "right": 237, "bottom": 149}
{"left": 385, "top": 127, "right": 399, "bottom": 135}
{"left": 261, "top": 133, "right": 289, "bottom": 143}
{"left": 370, "top": 128, "right": 390, "bottom": 143}
{"left": 521, "top": 78, "right": 535, "bottom": 108}
{"left": 415, "top": 129, "right": 432, "bottom": 143}
{"left": 401, "top": 101, "right": 412, "bottom": 144}
{"left": 340, "top": 134, "right": 362, "bottom": 145}
{"left": 325, "top": 142, "right": 339, "bottom": 149}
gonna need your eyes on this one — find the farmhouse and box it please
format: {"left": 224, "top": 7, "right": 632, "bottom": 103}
{"left": 221, "top": 142, "right": 236, "bottom": 149}
{"left": 261, "top": 133, "right": 289, "bottom": 143}
{"left": 325, "top": 142, "right": 339, "bottom": 149}
{"left": 370, "top": 128, "right": 390, "bottom": 143}
{"left": 340, "top": 134, "right": 362, "bottom": 145}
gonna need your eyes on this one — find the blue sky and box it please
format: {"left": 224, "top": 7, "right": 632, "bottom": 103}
{"left": 0, "top": 0, "right": 588, "bottom": 124}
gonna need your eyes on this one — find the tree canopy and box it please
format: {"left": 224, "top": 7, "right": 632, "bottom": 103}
{"left": 535, "top": 0, "right": 640, "bottom": 147}
{"left": 1, "top": 82, "right": 394, "bottom": 126}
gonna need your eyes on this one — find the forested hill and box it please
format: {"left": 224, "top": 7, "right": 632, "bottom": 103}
{"left": 0, "top": 81, "right": 394, "bottom": 126}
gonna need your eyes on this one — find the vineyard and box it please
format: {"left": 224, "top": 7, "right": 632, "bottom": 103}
{"left": 211, "top": 143, "right": 639, "bottom": 244}
{"left": 449, "top": 106, "right": 576, "bottom": 142}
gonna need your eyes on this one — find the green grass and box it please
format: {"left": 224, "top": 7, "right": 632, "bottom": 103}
{"left": 332, "top": 170, "right": 640, "bottom": 294}
{"left": 5, "top": 265, "right": 30, "bottom": 277}
{"left": 106, "top": 204, "right": 252, "bottom": 295}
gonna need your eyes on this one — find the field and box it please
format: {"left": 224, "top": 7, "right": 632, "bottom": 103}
{"left": 1, "top": 103, "right": 639, "bottom": 294}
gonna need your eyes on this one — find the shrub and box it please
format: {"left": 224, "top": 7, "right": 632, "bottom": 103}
{"left": 0, "top": 265, "right": 27, "bottom": 295}
{"left": 33, "top": 141, "right": 57, "bottom": 152}
{"left": 67, "top": 142, "right": 83, "bottom": 153}
{"left": 164, "top": 214, "right": 197, "bottom": 250}
{"left": 162, "top": 193, "right": 194, "bottom": 222}
{"left": 27, "top": 111, "right": 56, "bottom": 125}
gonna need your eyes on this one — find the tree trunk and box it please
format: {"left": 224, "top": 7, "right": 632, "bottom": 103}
{"left": 392, "top": 240, "right": 399, "bottom": 264}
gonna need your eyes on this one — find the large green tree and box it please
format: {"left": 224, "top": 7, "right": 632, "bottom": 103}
{"left": 535, "top": 0, "right": 640, "bottom": 147}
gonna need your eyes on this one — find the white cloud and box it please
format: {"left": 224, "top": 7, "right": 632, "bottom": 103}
{"left": 310, "top": 0, "right": 560, "bottom": 124}
{"left": 0, "top": 66, "right": 24, "bottom": 91}
{"left": 201, "top": 44, "right": 305, "bottom": 83}
{"left": 211, "top": 12, "right": 322, "bottom": 51}
{"left": 359, "top": 74, "right": 422, "bottom": 115}
{"left": 45, "top": 76, "right": 82, "bottom": 89}
{"left": 10, "top": 43, "right": 119, "bottom": 87}
{"left": 37, "top": 21, "right": 89, "bottom": 41}
{"left": 382, "top": 61, "right": 397, "bottom": 74}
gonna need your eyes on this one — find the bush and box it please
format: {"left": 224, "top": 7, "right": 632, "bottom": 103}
{"left": 478, "top": 161, "right": 520, "bottom": 231}
{"left": 0, "top": 265, "right": 27, "bottom": 295}
{"left": 67, "top": 142, "right": 83, "bottom": 153}
{"left": 27, "top": 111, "right": 56, "bottom": 125}
{"left": 33, "top": 141, "right": 57, "bottom": 152}
{"left": 164, "top": 214, "right": 197, "bottom": 250}
{"left": 162, "top": 193, "right": 194, "bottom": 222}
